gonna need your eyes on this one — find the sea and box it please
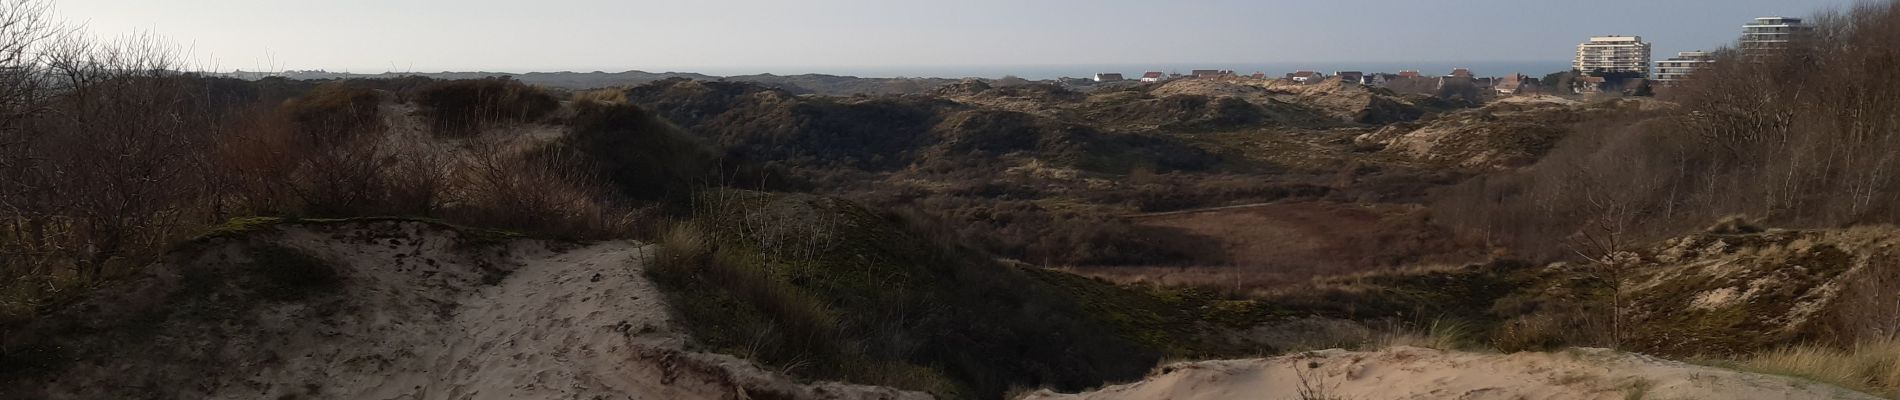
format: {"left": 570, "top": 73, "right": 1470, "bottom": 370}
{"left": 665, "top": 61, "right": 1573, "bottom": 80}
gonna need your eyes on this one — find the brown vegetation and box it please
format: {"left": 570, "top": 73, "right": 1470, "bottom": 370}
{"left": 0, "top": 4, "right": 644, "bottom": 322}
{"left": 1433, "top": 1, "right": 1900, "bottom": 262}
{"left": 413, "top": 77, "right": 559, "bottom": 136}
{"left": 1070, "top": 202, "right": 1484, "bottom": 292}
{"left": 644, "top": 190, "right": 1278, "bottom": 399}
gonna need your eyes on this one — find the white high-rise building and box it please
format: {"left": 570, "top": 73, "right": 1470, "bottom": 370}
{"left": 1742, "top": 17, "right": 1814, "bottom": 53}
{"left": 1574, "top": 36, "right": 1653, "bottom": 77}
{"left": 1654, "top": 51, "right": 1715, "bottom": 84}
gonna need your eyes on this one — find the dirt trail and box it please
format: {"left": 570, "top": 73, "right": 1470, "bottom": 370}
{"left": 1023, "top": 346, "right": 1880, "bottom": 400}
{"left": 10, "top": 221, "right": 925, "bottom": 400}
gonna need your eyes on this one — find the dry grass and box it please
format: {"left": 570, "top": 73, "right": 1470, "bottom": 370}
{"left": 571, "top": 88, "right": 627, "bottom": 106}
{"left": 1373, "top": 319, "right": 1474, "bottom": 351}
{"left": 1120, "top": 201, "right": 1485, "bottom": 292}
{"left": 1730, "top": 338, "right": 1900, "bottom": 398}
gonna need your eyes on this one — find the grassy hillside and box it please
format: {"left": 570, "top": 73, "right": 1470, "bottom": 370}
{"left": 645, "top": 190, "right": 1279, "bottom": 399}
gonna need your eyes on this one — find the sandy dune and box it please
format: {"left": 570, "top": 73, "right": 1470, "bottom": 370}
{"left": 14, "top": 221, "right": 925, "bottom": 400}
{"left": 1024, "top": 346, "right": 1879, "bottom": 400}
{"left": 257, "top": 223, "right": 927, "bottom": 400}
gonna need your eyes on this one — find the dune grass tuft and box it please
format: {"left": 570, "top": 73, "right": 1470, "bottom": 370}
{"left": 1730, "top": 338, "right": 1900, "bottom": 398}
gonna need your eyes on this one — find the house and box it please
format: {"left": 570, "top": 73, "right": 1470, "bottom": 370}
{"left": 1191, "top": 69, "right": 1233, "bottom": 78}
{"left": 1448, "top": 68, "right": 1474, "bottom": 79}
{"left": 1290, "top": 70, "right": 1325, "bottom": 84}
{"left": 1398, "top": 70, "right": 1423, "bottom": 79}
{"left": 1367, "top": 73, "right": 1398, "bottom": 87}
{"left": 1093, "top": 73, "right": 1125, "bottom": 82}
{"left": 1249, "top": 72, "right": 1268, "bottom": 80}
{"left": 1056, "top": 77, "right": 1097, "bottom": 86}
{"left": 1576, "top": 76, "right": 1608, "bottom": 94}
{"left": 1334, "top": 71, "right": 1365, "bottom": 84}
{"left": 1495, "top": 73, "right": 1538, "bottom": 95}
{"left": 1140, "top": 71, "right": 1166, "bottom": 83}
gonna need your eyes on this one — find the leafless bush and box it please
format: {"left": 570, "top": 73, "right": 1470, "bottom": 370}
{"left": 1, "top": 17, "right": 219, "bottom": 283}
{"left": 282, "top": 84, "right": 384, "bottom": 144}
{"left": 1833, "top": 255, "right": 1900, "bottom": 345}
{"left": 450, "top": 138, "right": 634, "bottom": 238}
{"left": 0, "top": 1, "right": 246, "bottom": 320}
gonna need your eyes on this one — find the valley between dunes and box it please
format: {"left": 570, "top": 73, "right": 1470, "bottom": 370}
{"left": 9, "top": 219, "right": 1884, "bottom": 400}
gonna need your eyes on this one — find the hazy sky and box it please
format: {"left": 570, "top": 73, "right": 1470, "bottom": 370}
{"left": 57, "top": 0, "right": 1854, "bottom": 74}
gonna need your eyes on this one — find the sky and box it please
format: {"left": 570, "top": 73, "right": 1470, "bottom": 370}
{"left": 56, "top": 0, "right": 1857, "bottom": 77}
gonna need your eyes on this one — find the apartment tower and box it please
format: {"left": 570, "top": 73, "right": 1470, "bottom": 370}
{"left": 1574, "top": 35, "right": 1653, "bottom": 77}
{"left": 1742, "top": 16, "right": 1815, "bottom": 53}
{"left": 1654, "top": 51, "right": 1715, "bottom": 84}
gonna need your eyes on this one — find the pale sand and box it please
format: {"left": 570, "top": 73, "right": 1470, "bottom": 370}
{"left": 1024, "top": 346, "right": 1880, "bottom": 400}
{"left": 37, "top": 221, "right": 927, "bottom": 400}
{"left": 248, "top": 223, "right": 928, "bottom": 400}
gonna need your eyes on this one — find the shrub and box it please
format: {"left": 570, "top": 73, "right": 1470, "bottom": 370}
{"left": 412, "top": 77, "right": 558, "bottom": 136}
{"left": 290, "top": 137, "right": 396, "bottom": 217}
{"left": 545, "top": 102, "right": 717, "bottom": 201}
{"left": 281, "top": 84, "right": 384, "bottom": 144}
{"left": 450, "top": 138, "right": 635, "bottom": 239}
{"left": 1491, "top": 314, "right": 1569, "bottom": 353}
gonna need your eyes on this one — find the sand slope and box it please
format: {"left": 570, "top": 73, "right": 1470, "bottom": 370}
{"left": 7, "top": 221, "right": 926, "bottom": 400}
{"left": 1024, "top": 346, "right": 1879, "bottom": 400}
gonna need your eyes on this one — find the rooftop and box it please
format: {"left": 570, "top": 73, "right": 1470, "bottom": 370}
{"left": 1587, "top": 35, "right": 1645, "bottom": 42}
{"left": 1748, "top": 16, "right": 1808, "bottom": 26}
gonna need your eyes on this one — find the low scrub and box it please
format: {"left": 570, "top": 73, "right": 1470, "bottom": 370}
{"left": 543, "top": 102, "right": 717, "bottom": 201}
{"left": 281, "top": 84, "right": 384, "bottom": 144}
{"left": 645, "top": 190, "right": 1272, "bottom": 399}
{"left": 413, "top": 77, "right": 558, "bottom": 136}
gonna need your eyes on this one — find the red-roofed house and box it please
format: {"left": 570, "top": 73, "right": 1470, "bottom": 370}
{"left": 1140, "top": 72, "right": 1166, "bottom": 83}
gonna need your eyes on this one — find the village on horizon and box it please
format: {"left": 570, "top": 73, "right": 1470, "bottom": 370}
{"left": 1082, "top": 16, "right": 1812, "bottom": 97}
